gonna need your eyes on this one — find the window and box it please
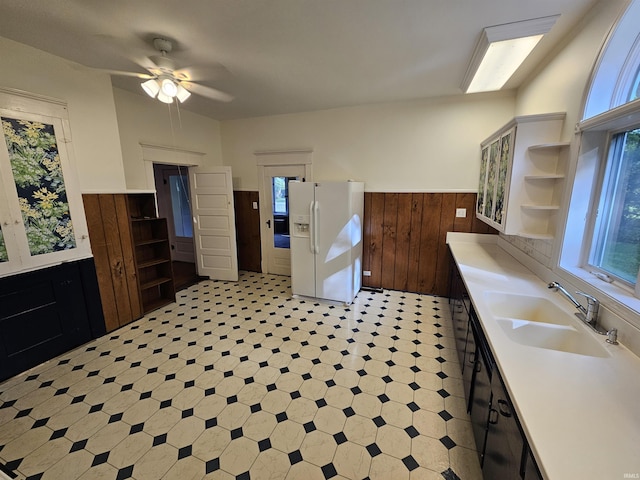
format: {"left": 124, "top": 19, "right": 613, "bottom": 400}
{"left": 559, "top": 0, "right": 640, "bottom": 316}
{"left": 589, "top": 127, "right": 640, "bottom": 286}
{"left": 272, "top": 176, "right": 288, "bottom": 215}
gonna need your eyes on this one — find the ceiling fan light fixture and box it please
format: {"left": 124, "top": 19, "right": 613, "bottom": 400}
{"left": 141, "top": 78, "right": 160, "bottom": 98}
{"left": 156, "top": 91, "right": 174, "bottom": 104}
{"left": 176, "top": 84, "right": 191, "bottom": 103}
{"left": 160, "top": 77, "right": 178, "bottom": 98}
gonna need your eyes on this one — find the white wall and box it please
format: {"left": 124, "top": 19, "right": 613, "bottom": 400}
{"left": 515, "top": 0, "right": 629, "bottom": 137}
{"left": 0, "top": 37, "right": 127, "bottom": 192}
{"left": 221, "top": 93, "right": 515, "bottom": 192}
{"left": 112, "top": 88, "right": 224, "bottom": 190}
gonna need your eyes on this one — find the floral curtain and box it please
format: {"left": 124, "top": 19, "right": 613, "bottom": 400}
{"left": 1, "top": 117, "right": 76, "bottom": 256}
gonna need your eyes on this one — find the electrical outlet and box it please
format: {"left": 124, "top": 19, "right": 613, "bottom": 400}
{"left": 456, "top": 208, "right": 467, "bottom": 218}
{"left": 252, "top": 201, "right": 258, "bottom": 209}
{"left": 363, "top": 270, "right": 371, "bottom": 277}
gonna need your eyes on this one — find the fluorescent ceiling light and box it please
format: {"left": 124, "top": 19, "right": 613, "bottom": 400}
{"left": 461, "top": 15, "right": 559, "bottom": 94}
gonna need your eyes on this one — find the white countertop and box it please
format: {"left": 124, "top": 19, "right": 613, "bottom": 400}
{"left": 447, "top": 233, "right": 640, "bottom": 480}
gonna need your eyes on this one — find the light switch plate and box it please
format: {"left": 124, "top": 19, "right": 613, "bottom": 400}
{"left": 252, "top": 201, "right": 258, "bottom": 209}
{"left": 363, "top": 270, "right": 372, "bottom": 277}
{"left": 456, "top": 208, "right": 467, "bottom": 218}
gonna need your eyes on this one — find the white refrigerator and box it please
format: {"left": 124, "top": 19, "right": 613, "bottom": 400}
{"left": 289, "top": 181, "right": 364, "bottom": 304}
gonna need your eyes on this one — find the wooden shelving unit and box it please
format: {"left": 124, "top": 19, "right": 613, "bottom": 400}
{"left": 127, "top": 194, "right": 176, "bottom": 314}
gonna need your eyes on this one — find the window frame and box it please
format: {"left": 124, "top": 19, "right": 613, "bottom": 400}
{"left": 583, "top": 123, "right": 640, "bottom": 294}
{"left": 559, "top": 100, "right": 640, "bottom": 324}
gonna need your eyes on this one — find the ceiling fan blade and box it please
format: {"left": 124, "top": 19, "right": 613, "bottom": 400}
{"left": 101, "top": 69, "right": 155, "bottom": 80}
{"left": 183, "top": 82, "right": 234, "bottom": 103}
{"left": 149, "top": 54, "right": 176, "bottom": 72}
{"left": 173, "top": 64, "right": 230, "bottom": 82}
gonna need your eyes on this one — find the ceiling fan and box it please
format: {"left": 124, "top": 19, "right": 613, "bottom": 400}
{"left": 112, "top": 37, "right": 233, "bottom": 104}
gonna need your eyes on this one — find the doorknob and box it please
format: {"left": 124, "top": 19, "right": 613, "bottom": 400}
{"left": 266, "top": 219, "right": 271, "bottom": 228}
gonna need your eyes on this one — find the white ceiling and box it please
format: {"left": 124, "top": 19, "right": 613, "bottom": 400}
{"left": 0, "top": 0, "right": 599, "bottom": 120}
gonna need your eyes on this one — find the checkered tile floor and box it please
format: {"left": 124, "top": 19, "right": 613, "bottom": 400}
{"left": 0, "top": 272, "right": 481, "bottom": 480}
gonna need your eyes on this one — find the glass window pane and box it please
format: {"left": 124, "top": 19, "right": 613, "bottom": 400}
{"left": 0, "top": 225, "right": 8, "bottom": 262}
{"left": 1, "top": 117, "right": 76, "bottom": 256}
{"left": 590, "top": 128, "right": 640, "bottom": 284}
{"left": 272, "top": 176, "right": 298, "bottom": 249}
{"left": 629, "top": 63, "right": 640, "bottom": 102}
{"left": 169, "top": 174, "right": 193, "bottom": 238}
{"left": 272, "top": 177, "right": 287, "bottom": 215}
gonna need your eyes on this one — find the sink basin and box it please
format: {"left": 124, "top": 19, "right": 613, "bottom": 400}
{"left": 484, "top": 291, "right": 610, "bottom": 357}
{"left": 484, "top": 292, "right": 574, "bottom": 326}
{"left": 496, "top": 319, "right": 609, "bottom": 357}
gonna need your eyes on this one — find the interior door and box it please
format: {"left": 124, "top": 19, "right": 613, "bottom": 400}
{"left": 260, "top": 165, "right": 305, "bottom": 275}
{"left": 189, "top": 166, "right": 238, "bottom": 281}
{"left": 156, "top": 166, "right": 195, "bottom": 263}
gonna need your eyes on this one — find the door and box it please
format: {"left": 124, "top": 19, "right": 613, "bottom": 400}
{"left": 260, "top": 165, "right": 306, "bottom": 275}
{"left": 483, "top": 371, "right": 525, "bottom": 479}
{"left": 155, "top": 165, "right": 195, "bottom": 263}
{"left": 189, "top": 166, "right": 238, "bottom": 281}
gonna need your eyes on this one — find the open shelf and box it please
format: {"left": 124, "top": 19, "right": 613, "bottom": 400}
{"left": 476, "top": 113, "right": 568, "bottom": 239}
{"left": 528, "top": 142, "right": 570, "bottom": 151}
{"left": 127, "top": 193, "right": 175, "bottom": 314}
{"left": 524, "top": 174, "right": 565, "bottom": 180}
{"left": 521, "top": 204, "right": 560, "bottom": 211}
{"left": 517, "top": 232, "right": 554, "bottom": 240}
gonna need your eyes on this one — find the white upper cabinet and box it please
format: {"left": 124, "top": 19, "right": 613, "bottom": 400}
{"left": 476, "top": 113, "right": 568, "bottom": 239}
{"left": 0, "top": 90, "right": 90, "bottom": 277}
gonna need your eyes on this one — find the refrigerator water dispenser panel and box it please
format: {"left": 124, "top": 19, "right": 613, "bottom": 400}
{"left": 292, "top": 214, "right": 310, "bottom": 237}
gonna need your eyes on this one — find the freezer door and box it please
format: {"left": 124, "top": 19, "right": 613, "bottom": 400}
{"left": 289, "top": 182, "right": 316, "bottom": 297}
{"left": 315, "top": 182, "right": 363, "bottom": 303}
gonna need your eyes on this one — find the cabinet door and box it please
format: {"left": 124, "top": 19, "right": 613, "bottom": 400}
{"left": 0, "top": 110, "right": 90, "bottom": 274}
{"left": 450, "top": 263, "right": 469, "bottom": 369}
{"left": 523, "top": 448, "right": 543, "bottom": 480}
{"left": 462, "top": 320, "right": 477, "bottom": 410}
{"left": 483, "top": 139, "right": 501, "bottom": 220}
{"left": 477, "top": 146, "right": 489, "bottom": 216}
{"left": 470, "top": 342, "right": 492, "bottom": 465}
{"left": 494, "top": 128, "right": 514, "bottom": 226}
{"left": 483, "top": 372, "right": 525, "bottom": 479}
{"left": 0, "top": 180, "right": 21, "bottom": 276}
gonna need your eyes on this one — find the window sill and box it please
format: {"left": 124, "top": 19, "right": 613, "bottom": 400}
{"left": 558, "top": 263, "right": 640, "bottom": 326}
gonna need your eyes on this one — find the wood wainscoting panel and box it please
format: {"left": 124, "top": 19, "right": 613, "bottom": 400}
{"left": 362, "top": 192, "right": 497, "bottom": 296}
{"left": 233, "top": 191, "right": 262, "bottom": 273}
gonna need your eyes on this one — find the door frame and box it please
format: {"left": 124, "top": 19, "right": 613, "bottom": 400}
{"left": 153, "top": 164, "right": 195, "bottom": 263}
{"left": 255, "top": 149, "right": 313, "bottom": 275}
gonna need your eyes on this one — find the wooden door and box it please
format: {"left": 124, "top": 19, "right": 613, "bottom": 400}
{"left": 83, "top": 194, "right": 141, "bottom": 332}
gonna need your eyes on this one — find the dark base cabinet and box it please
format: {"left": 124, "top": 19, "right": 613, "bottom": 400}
{"left": 469, "top": 318, "right": 493, "bottom": 466}
{"left": 449, "top": 250, "right": 544, "bottom": 479}
{"left": 483, "top": 371, "right": 525, "bottom": 478}
{"left": 0, "top": 258, "right": 105, "bottom": 382}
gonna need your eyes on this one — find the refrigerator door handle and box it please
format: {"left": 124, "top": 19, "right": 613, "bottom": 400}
{"left": 313, "top": 201, "right": 320, "bottom": 254}
{"left": 309, "top": 201, "right": 315, "bottom": 254}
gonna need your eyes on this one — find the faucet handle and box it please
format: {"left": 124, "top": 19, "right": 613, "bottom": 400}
{"left": 575, "top": 291, "right": 599, "bottom": 323}
{"left": 575, "top": 291, "right": 599, "bottom": 306}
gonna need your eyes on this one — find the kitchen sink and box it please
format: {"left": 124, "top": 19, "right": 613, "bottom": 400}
{"left": 496, "top": 319, "right": 609, "bottom": 357}
{"left": 484, "top": 292, "right": 574, "bottom": 326}
{"left": 484, "top": 292, "right": 610, "bottom": 357}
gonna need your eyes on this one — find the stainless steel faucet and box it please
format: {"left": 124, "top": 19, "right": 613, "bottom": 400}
{"left": 547, "top": 281, "right": 603, "bottom": 333}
